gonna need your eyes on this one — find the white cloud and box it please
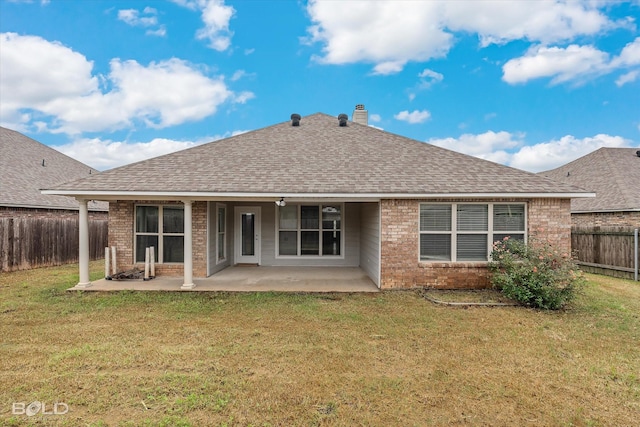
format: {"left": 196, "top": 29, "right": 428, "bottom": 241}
{"left": 117, "top": 7, "right": 166, "bottom": 36}
{"left": 55, "top": 138, "right": 203, "bottom": 170}
{"left": 0, "top": 33, "right": 98, "bottom": 128}
{"left": 174, "top": 0, "right": 235, "bottom": 51}
{"left": 418, "top": 69, "right": 444, "bottom": 88}
{"left": 616, "top": 69, "right": 639, "bottom": 86}
{"left": 369, "top": 114, "right": 381, "bottom": 123}
{"left": 169, "top": 0, "right": 198, "bottom": 11}
{"left": 502, "top": 44, "right": 609, "bottom": 85}
{"left": 197, "top": 0, "right": 234, "bottom": 50}
{"left": 230, "top": 69, "right": 255, "bottom": 81}
{"left": 233, "top": 91, "right": 255, "bottom": 104}
{"left": 306, "top": 1, "right": 451, "bottom": 72}
{"left": 55, "top": 132, "right": 245, "bottom": 170}
{"left": 442, "top": 1, "right": 614, "bottom": 46}
{"left": 118, "top": 9, "right": 156, "bottom": 27}
{"left": 428, "top": 131, "right": 524, "bottom": 165}
{"left": 612, "top": 37, "right": 640, "bottom": 67}
{"left": 394, "top": 110, "right": 431, "bottom": 124}
{"left": 510, "top": 134, "right": 632, "bottom": 172}
{"left": 146, "top": 27, "right": 167, "bottom": 37}
{"left": 372, "top": 61, "right": 406, "bottom": 76}
{"left": 305, "top": 0, "right": 621, "bottom": 74}
{"left": 503, "top": 37, "right": 640, "bottom": 85}
{"left": 428, "top": 130, "right": 633, "bottom": 172}
{"left": 0, "top": 33, "right": 252, "bottom": 134}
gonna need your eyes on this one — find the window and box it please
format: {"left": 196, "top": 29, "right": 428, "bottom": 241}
{"left": 135, "top": 205, "right": 184, "bottom": 263}
{"left": 217, "top": 204, "right": 226, "bottom": 263}
{"left": 277, "top": 204, "right": 342, "bottom": 257}
{"left": 419, "top": 203, "right": 525, "bottom": 262}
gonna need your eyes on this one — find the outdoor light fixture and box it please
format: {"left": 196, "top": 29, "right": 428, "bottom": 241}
{"left": 275, "top": 197, "right": 286, "bottom": 207}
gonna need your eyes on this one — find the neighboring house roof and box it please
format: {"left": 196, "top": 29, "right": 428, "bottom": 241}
{"left": 0, "top": 126, "right": 107, "bottom": 211}
{"left": 539, "top": 147, "right": 640, "bottom": 213}
{"left": 44, "top": 113, "right": 589, "bottom": 199}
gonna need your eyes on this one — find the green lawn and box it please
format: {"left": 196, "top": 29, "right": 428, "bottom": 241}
{"left": 1, "top": 262, "right": 638, "bottom": 426}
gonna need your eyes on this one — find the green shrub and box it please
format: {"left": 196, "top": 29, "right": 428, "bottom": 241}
{"left": 488, "top": 237, "right": 584, "bottom": 310}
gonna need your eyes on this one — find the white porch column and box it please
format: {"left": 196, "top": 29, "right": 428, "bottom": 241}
{"left": 77, "top": 198, "right": 91, "bottom": 288}
{"left": 181, "top": 200, "right": 195, "bottom": 289}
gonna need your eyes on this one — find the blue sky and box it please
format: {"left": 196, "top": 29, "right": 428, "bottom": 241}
{"left": 1, "top": 0, "right": 639, "bottom": 172}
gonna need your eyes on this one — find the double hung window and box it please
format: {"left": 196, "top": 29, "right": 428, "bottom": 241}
{"left": 419, "top": 203, "right": 525, "bottom": 262}
{"left": 278, "top": 204, "right": 342, "bottom": 257}
{"left": 135, "top": 205, "right": 184, "bottom": 263}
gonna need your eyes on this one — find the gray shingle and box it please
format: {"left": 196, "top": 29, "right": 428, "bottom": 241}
{"left": 46, "top": 113, "right": 586, "bottom": 196}
{"left": 540, "top": 147, "right": 640, "bottom": 212}
{"left": 0, "top": 126, "right": 107, "bottom": 211}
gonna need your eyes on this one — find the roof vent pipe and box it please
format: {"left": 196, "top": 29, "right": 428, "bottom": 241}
{"left": 338, "top": 113, "right": 348, "bottom": 127}
{"left": 352, "top": 104, "right": 368, "bottom": 125}
{"left": 291, "top": 113, "right": 301, "bottom": 126}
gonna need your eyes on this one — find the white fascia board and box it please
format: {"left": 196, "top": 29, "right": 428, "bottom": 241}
{"left": 41, "top": 190, "right": 596, "bottom": 200}
{"left": 572, "top": 208, "right": 640, "bottom": 214}
{"left": 0, "top": 202, "right": 107, "bottom": 212}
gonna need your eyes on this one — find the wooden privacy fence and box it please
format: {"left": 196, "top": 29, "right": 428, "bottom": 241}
{"left": 0, "top": 217, "right": 108, "bottom": 272}
{"left": 571, "top": 226, "right": 639, "bottom": 280}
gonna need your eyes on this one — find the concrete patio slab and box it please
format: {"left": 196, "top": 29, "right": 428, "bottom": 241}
{"left": 68, "top": 266, "right": 379, "bottom": 293}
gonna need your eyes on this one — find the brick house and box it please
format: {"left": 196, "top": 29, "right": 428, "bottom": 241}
{"left": 43, "top": 107, "right": 591, "bottom": 290}
{"left": 539, "top": 147, "right": 640, "bottom": 228}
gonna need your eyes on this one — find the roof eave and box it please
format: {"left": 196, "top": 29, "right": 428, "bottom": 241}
{"left": 0, "top": 202, "right": 108, "bottom": 212}
{"left": 572, "top": 208, "right": 640, "bottom": 214}
{"left": 41, "top": 190, "right": 596, "bottom": 201}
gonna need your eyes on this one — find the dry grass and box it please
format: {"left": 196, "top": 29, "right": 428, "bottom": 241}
{"left": 1, "top": 264, "right": 639, "bottom": 426}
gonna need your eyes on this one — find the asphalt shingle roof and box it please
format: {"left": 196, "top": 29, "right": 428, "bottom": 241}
{"left": 539, "top": 147, "right": 640, "bottom": 212}
{"left": 47, "top": 113, "right": 586, "bottom": 197}
{"left": 0, "top": 126, "right": 106, "bottom": 211}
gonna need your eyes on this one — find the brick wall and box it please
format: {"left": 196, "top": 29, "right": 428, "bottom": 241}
{"left": 379, "top": 198, "right": 572, "bottom": 290}
{"left": 108, "top": 201, "right": 134, "bottom": 274}
{"left": 108, "top": 200, "right": 207, "bottom": 277}
{"left": 528, "top": 198, "right": 572, "bottom": 254}
{"left": 572, "top": 211, "right": 640, "bottom": 228}
{"left": 192, "top": 201, "right": 207, "bottom": 277}
{"left": 0, "top": 206, "right": 108, "bottom": 220}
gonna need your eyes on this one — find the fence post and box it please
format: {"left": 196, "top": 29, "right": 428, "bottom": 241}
{"left": 635, "top": 228, "right": 638, "bottom": 282}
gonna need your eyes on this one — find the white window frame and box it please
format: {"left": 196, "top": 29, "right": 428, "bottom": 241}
{"left": 275, "top": 203, "right": 345, "bottom": 259}
{"left": 418, "top": 202, "right": 527, "bottom": 262}
{"left": 134, "top": 204, "right": 184, "bottom": 264}
{"left": 216, "top": 203, "right": 227, "bottom": 264}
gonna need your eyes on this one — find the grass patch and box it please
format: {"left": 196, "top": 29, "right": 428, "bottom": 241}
{"left": 1, "top": 264, "right": 639, "bottom": 425}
